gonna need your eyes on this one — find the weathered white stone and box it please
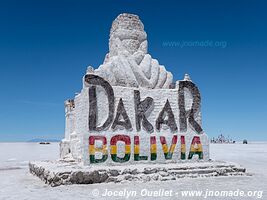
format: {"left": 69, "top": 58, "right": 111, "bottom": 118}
{"left": 60, "top": 13, "right": 209, "bottom": 167}
{"left": 184, "top": 73, "right": 192, "bottom": 81}
{"left": 29, "top": 160, "right": 248, "bottom": 186}
{"left": 60, "top": 99, "right": 75, "bottom": 158}
{"left": 95, "top": 13, "right": 173, "bottom": 89}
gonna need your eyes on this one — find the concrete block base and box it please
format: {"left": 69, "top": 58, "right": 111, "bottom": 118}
{"left": 29, "top": 160, "right": 247, "bottom": 187}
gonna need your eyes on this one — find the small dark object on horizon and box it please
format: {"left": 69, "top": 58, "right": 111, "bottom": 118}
{"left": 243, "top": 140, "right": 248, "bottom": 144}
{"left": 39, "top": 142, "right": 50, "bottom": 145}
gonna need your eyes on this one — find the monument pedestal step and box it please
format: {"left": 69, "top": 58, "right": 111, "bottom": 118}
{"left": 29, "top": 160, "right": 247, "bottom": 187}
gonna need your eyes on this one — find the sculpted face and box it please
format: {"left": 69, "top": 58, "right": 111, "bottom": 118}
{"left": 94, "top": 13, "right": 173, "bottom": 89}
{"left": 109, "top": 13, "right": 147, "bottom": 57}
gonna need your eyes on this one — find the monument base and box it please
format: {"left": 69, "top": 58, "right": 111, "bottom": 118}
{"left": 29, "top": 160, "right": 247, "bottom": 187}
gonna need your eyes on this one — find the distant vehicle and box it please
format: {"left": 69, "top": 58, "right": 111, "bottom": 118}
{"left": 243, "top": 140, "right": 248, "bottom": 144}
{"left": 39, "top": 142, "right": 50, "bottom": 145}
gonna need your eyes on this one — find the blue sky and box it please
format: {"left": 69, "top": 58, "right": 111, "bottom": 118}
{"left": 0, "top": 0, "right": 266, "bottom": 141}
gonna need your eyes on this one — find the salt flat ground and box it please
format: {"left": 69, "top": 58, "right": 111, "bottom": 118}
{"left": 0, "top": 142, "right": 266, "bottom": 200}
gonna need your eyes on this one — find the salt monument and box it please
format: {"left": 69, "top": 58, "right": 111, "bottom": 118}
{"left": 29, "top": 13, "right": 246, "bottom": 186}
